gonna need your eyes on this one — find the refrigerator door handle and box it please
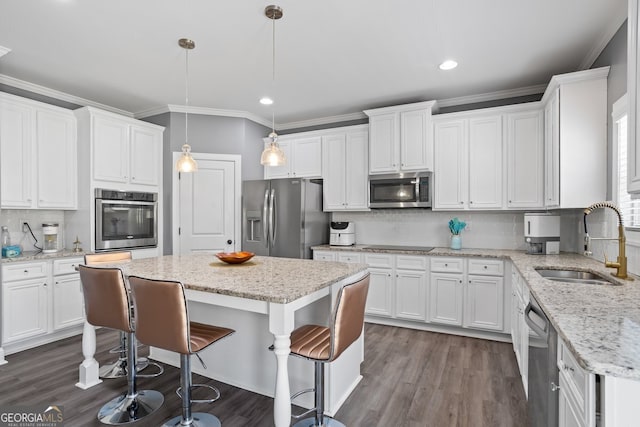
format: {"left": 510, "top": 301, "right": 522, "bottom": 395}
{"left": 269, "top": 189, "right": 276, "bottom": 246}
{"left": 263, "top": 189, "right": 270, "bottom": 246}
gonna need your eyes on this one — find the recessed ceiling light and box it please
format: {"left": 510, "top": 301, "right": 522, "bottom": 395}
{"left": 439, "top": 60, "right": 458, "bottom": 71}
{"left": 260, "top": 97, "right": 273, "bottom": 105}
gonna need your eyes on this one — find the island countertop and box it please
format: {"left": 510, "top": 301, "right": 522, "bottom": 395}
{"left": 312, "top": 244, "right": 640, "bottom": 380}
{"left": 105, "top": 253, "right": 368, "bottom": 304}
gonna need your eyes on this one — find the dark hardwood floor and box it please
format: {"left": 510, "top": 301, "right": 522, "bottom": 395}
{"left": 0, "top": 324, "right": 526, "bottom": 426}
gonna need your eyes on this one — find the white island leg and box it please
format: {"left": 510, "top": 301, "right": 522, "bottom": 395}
{"left": 269, "top": 302, "right": 295, "bottom": 427}
{"left": 0, "top": 346, "right": 6, "bottom": 365}
{"left": 75, "top": 320, "right": 102, "bottom": 389}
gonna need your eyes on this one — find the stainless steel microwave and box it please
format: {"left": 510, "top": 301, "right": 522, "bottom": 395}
{"left": 95, "top": 189, "right": 158, "bottom": 251}
{"left": 368, "top": 172, "right": 432, "bottom": 208}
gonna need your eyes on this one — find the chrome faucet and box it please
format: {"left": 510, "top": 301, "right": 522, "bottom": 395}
{"left": 583, "top": 202, "right": 632, "bottom": 280}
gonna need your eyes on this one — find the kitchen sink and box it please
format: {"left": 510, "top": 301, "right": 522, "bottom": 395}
{"left": 535, "top": 268, "right": 619, "bottom": 285}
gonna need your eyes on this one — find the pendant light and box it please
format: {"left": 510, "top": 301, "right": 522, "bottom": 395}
{"left": 175, "top": 38, "right": 198, "bottom": 172}
{"left": 260, "top": 5, "right": 286, "bottom": 167}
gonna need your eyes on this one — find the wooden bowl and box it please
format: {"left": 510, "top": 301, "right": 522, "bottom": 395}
{"left": 215, "top": 251, "right": 255, "bottom": 264}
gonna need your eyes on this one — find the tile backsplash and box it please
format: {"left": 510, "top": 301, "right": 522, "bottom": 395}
{"left": 332, "top": 209, "right": 583, "bottom": 253}
{"left": 0, "top": 209, "right": 65, "bottom": 251}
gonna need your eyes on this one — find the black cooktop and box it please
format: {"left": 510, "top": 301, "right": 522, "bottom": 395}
{"left": 363, "top": 245, "right": 434, "bottom": 252}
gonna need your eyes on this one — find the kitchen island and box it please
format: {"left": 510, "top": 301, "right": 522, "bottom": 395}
{"left": 75, "top": 254, "right": 368, "bottom": 427}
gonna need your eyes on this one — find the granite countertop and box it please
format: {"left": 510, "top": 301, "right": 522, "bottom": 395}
{"left": 312, "top": 244, "right": 640, "bottom": 380}
{"left": 1, "top": 250, "right": 87, "bottom": 263}
{"left": 101, "top": 253, "right": 368, "bottom": 305}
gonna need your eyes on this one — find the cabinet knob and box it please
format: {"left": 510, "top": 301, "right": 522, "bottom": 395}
{"left": 509, "top": 200, "right": 512, "bottom": 203}
{"left": 24, "top": 270, "right": 28, "bottom": 274}
{"left": 132, "top": 176, "right": 136, "bottom": 180}
{"left": 470, "top": 201, "right": 473, "bottom": 204}
{"left": 460, "top": 201, "right": 463, "bottom": 204}
{"left": 459, "top": 280, "right": 462, "bottom": 283}
{"left": 484, "top": 265, "right": 488, "bottom": 269}
{"left": 551, "top": 382, "right": 560, "bottom": 392}
{"left": 43, "top": 283, "right": 47, "bottom": 287}
{"left": 444, "top": 263, "right": 448, "bottom": 267}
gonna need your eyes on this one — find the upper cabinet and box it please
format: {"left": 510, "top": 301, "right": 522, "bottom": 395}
{"left": 263, "top": 136, "right": 322, "bottom": 179}
{"left": 506, "top": 110, "right": 544, "bottom": 209}
{"left": 629, "top": 0, "right": 640, "bottom": 195}
{"left": 541, "top": 67, "right": 608, "bottom": 208}
{"left": 0, "top": 93, "right": 77, "bottom": 209}
{"left": 322, "top": 126, "right": 369, "bottom": 211}
{"left": 433, "top": 114, "right": 503, "bottom": 210}
{"left": 364, "top": 101, "right": 437, "bottom": 174}
{"left": 75, "top": 107, "right": 163, "bottom": 188}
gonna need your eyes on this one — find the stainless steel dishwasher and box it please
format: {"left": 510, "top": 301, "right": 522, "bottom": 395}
{"left": 525, "top": 293, "right": 559, "bottom": 427}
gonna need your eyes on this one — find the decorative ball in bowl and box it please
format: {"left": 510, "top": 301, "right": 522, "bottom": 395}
{"left": 215, "top": 251, "right": 255, "bottom": 264}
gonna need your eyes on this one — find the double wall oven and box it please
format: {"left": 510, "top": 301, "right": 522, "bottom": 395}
{"left": 95, "top": 188, "right": 158, "bottom": 251}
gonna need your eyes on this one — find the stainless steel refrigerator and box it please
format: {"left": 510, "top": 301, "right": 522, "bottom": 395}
{"left": 242, "top": 178, "right": 329, "bottom": 259}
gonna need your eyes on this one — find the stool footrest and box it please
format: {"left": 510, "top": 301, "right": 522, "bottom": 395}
{"left": 290, "top": 388, "right": 315, "bottom": 420}
{"left": 136, "top": 361, "right": 164, "bottom": 378}
{"left": 176, "top": 384, "right": 220, "bottom": 404}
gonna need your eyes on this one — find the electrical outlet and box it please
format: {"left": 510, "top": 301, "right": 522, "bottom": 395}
{"left": 20, "top": 221, "right": 29, "bottom": 233}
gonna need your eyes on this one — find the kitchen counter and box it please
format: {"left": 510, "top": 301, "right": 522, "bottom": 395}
{"left": 312, "top": 244, "right": 640, "bottom": 380}
{"left": 0, "top": 250, "right": 86, "bottom": 263}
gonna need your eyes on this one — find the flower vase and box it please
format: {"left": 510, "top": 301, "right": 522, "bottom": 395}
{"left": 451, "top": 235, "right": 462, "bottom": 250}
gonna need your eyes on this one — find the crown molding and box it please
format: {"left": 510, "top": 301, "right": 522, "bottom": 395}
{"left": 578, "top": 9, "right": 627, "bottom": 71}
{"left": 0, "top": 74, "right": 134, "bottom": 117}
{"left": 277, "top": 111, "right": 368, "bottom": 130}
{"left": 541, "top": 66, "right": 610, "bottom": 104}
{"left": 136, "top": 104, "right": 272, "bottom": 128}
{"left": 0, "top": 46, "right": 11, "bottom": 59}
{"left": 436, "top": 84, "right": 547, "bottom": 109}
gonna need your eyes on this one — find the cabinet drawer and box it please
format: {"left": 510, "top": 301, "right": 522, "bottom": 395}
{"left": 396, "top": 255, "right": 427, "bottom": 271}
{"left": 338, "top": 253, "right": 362, "bottom": 264}
{"left": 53, "top": 257, "right": 84, "bottom": 276}
{"left": 558, "top": 338, "right": 595, "bottom": 424}
{"left": 2, "top": 262, "right": 49, "bottom": 282}
{"left": 430, "top": 257, "right": 464, "bottom": 273}
{"left": 313, "top": 251, "right": 336, "bottom": 262}
{"left": 364, "top": 253, "right": 394, "bottom": 269}
{"left": 468, "top": 259, "right": 504, "bottom": 276}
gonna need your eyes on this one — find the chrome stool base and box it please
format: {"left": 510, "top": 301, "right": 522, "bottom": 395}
{"left": 293, "top": 416, "right": 345, "bottom": 427}
{"left": 161, "top": 413, "right": 221, "bottom": 427}
{"left": 97, "top": 390, "right": 164, "bottom": 425}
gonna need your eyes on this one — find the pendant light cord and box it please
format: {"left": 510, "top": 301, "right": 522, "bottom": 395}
{"left": 185, "top": 44, "right": 190, "bottom": 146}
{"left": 271, "top": 11, "right": 276, "bottom": 135}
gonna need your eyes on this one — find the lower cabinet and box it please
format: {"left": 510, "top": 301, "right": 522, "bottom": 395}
{"left": 557, "top": 337, "right": 596, "bottom": 427}
{"left": 313, "top": 249, "right": 507, "bottom": 336}
{"left": 1, "top": 257, "right": 84, "bottom": 354}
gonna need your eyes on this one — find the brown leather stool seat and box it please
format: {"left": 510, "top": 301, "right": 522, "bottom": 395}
{"left": 289, "top": 274, "right": 370, "bottom": 427}
{"left": 129, "top": 276, "right": 234, "bottom": 427}
{"left": 84, "top": 251, "right": 152, "bottom": 379}
{"left": 78, "top": 265, "right": 164, "bottom": 425}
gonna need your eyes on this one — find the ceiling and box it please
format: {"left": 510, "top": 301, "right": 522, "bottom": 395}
{"left": 0, "top": 0, "right": 628, "bottom": 129}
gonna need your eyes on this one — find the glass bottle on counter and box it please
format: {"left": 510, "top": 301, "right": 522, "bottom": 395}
{"left": 1, "top": 226, "right": 10, "bottom": 248}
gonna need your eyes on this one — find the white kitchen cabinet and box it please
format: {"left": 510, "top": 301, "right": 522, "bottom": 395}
{"left": 629, "top": 0, "right": 640, "bottom": 195}
{"left": 506, "top": 110, "right": 544, "bottom": 208}
{"left": 264, "top": 136, "right": 322, "bottom": 179}
{"left": 434, "top": 119, "right": 467, "bottom": 210}
{"left": 511, "top": 267, "right": 529, "bottom": 396}
{"left": 429, "top": 272, "right": 464, "bottom": 326}
{"left": 337, "top": 252, "right": 363, "bottom": 263}
{"left": 363, "top": 253, "right": 395, "bottom": 317}
{"left": 557, "top": 337, "right": 596, "bottom": 427}
{"left": 0, "top": 92, "right": 77, "bottom": 209}
{"left": 468, "top": 116, "right": 503, "bottom": 209}
{"left": 434, "top": 113, "right": 504, "bottom": 210}
{"left": 90, "top": 110, "right": 162, "bottom": 187}
{"left": 52, "top": 258, "right": 84, "bottom": 331}
{"left": 364, "top": 101, "right": 437, "bottom": 174}
{"left": 395, "top": 255, "right": 428, "bottom": 321}
{"left": 313, "top": 250, "right": 337, "bottom": 262}
{"left": 465, "top": 275, "right": 504, "bottom": 331}
{"left": 2, "top": 257, "right": 84, "bottom": 354}
{"left": 542, "top": 68, "right": 608, "bottom": 208}
{"left": 322, "top": 126, "right": 369, "bottom": 211}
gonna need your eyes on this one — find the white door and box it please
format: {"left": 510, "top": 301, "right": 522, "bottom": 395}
{"left": 395, "top": 269, "right": 427, "bottom": 321}
{"left": 3, "top": 279, "right": 48, "bottom": 343}
{"left": 468, "top": 115, "right": 503, "bottom": 209}
{"left": 174, "top": 153, "right": 241, "bottom": 255}
{"left": 364, "top": 267, "right": 394, "bottom": 317}
{"left": 344, "top": 130, "right": 369, "bottom": 210}
{"left": 0, "top": 97, "right": 33, "bottom": 208}
{"left": 369, "top": 113, "right": 399, "bottom": 174}
{"left": 434, "top": 120, "right": 467, "bottom": 210}
{"left": 506, "top": 110, "right": 544, "bottom": 208}
{"left": 464, "top": 275, "right": 504, "bottom": 331}
{"left": 429, "top": 273, "right": 463, "bottom": 326}
{"left": 400, "top": 109, "right": 431, "bottom": 171}
{"left": 321, "top": 134, "right": 347, "bottom": 210}
{"left": 52, "top": 274, "right": 85, "bottom": 330}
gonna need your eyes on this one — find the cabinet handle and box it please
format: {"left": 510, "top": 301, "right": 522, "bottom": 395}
{"left": 564, "top": 365, "right": 575, "bottom": 373}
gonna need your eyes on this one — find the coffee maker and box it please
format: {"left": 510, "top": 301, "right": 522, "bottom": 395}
{"left": 524, "top": 213, "right": 560, "bottom": 255}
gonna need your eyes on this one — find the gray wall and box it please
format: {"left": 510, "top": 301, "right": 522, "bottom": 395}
{"left": 142, "top": 112, "right": 269, "bottom": 254}
{"left": 591, "top": 20, "right": 628, "bottom": 200}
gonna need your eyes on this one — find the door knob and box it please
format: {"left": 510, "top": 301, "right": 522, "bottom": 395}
{"left": 227, "top": 239, "right": 233, "bottom": 245}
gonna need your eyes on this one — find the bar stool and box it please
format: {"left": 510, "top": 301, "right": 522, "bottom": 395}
{"left": 289, "top": 274, "right": 370, "bottom": 427}
{"left": 78, "top": 265, "right": 164, "bottom": 424}
{"left": 84, "top": 251, "right": 150, "bottom": 379}
{"left": 128, "top": 275, "right": 235, "bottom": 427}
